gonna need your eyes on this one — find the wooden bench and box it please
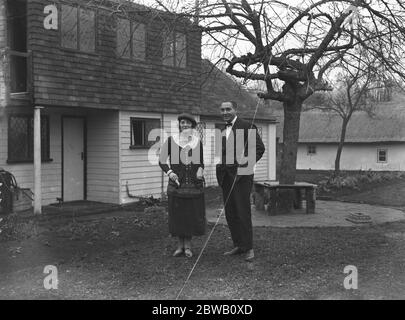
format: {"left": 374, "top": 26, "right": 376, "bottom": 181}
{"left": 253, "top": 181, "right": 317, "bottom": 215}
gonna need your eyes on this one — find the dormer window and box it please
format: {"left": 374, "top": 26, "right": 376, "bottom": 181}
{"left": 116, "top": 18, "right": 146, "bottom": 60}
{"left": 162, "top": 31, "right": 187, "bottom": 68}
{"left": 61, "top": 4, "right": 95, "bottom": 52}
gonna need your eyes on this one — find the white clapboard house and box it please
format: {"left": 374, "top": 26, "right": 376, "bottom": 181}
{"left": 0, "top": 0, "right": 277, "bottom": 210}
{"left": 274, "top": 91, "right": 405, "bottom": 171}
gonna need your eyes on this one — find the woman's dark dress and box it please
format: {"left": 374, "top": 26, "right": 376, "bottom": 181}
{"left": 159, "top": 136, "right": 206, "bottom": 237}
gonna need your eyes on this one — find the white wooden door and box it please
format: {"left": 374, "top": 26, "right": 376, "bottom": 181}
{"left": 63, "top": 117, "right": 85, "bottom": 201}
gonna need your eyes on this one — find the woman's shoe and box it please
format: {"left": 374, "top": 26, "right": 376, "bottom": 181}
{"left": 184, "top": 248, "right": 193, "bottom": 258}
{"left": 173, "top": 248, "right": 183, "bottom": 257}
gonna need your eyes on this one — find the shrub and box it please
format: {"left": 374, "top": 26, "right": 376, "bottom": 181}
{"left": 316, "top": 170, "right": 405, "bottom": 194}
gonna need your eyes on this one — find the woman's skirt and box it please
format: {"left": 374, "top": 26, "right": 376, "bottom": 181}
{"left": 167, "top": 192, "right": 206, "bottom": 237}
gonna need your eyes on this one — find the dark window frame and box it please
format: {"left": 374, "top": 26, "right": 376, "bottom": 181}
{"left": 307, "top": 145, "right": 317, "bottom": 155}
{"left": 115, "top": 17, "right": 146, "bottom": 61}
{"left": 6, "top": 0, "right": 28, "bottom": 93}
{"left": 162, "top": 30, "right": 188, "bottom": 68}
{"left": 7, "top": 114, "right": 52, "bottom": 164}
{"left": 377, "top": 148, "right": 388, "bottom": 163}
{"left": 6, "top": 0, "right": 27, "bottom": 52}
{"left": 60, "top": 2, "right": 97, "bottom": 53}
{"left": 129, "top": 117, "right": 161, "bottom": 149}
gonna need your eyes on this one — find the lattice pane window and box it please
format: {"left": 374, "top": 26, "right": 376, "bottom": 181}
{"left": 116, "top": 18, "right": 131, "bottom": 58}
{"left": 117, "top": 18, "right": 146, "bottom": 60}
{"left": 8, "top": 116, "right": 30, "bottom": 161}
{"left": 132, "top": 22, "right": 146, "bottom": 60}
{"left": 61, "top": 4, "right": 96, "bottom": 52}
{"left": 80, "top": 8, "right": 95, "bottom": 52}
{"left": 175, "top": 32, "right": 187, "bottom": 68}
{"left": 61, "top": 5, "right": 78, "bottom": 49}
{"left": 8, "top": 115, "right": 50, "bottom": 162}
{"left": 162, "top": 31, "right": 175, "bottom": 66}
{"left": 162, "top": 31, "right": 187, "bottom": 68}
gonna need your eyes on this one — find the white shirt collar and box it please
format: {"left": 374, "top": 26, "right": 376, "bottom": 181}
{"left": 228, "top": 116, "right": 237, "bottom": 127}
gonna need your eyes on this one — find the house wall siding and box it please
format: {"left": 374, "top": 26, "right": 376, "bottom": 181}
{"left": 86, "top": 109, "right": 120, "bottom": 203}
{"left": 27, "top": 0, "right": 201, "bottom": 114}
{"left": 297, "top": 143, "right": 405, "bottom": 171}
{"left": 119, "top": 111, "right": 206, "bottom": 203}
{"left": 119, "top": 110, "right": 164, "bottom": 204}
{"left": 1, "top": 107, "right": 121, "bottom": 206}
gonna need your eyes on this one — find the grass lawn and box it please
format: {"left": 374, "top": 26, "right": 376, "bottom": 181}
{"left": 1, "top": 175, "right": 405, "bottom": 300}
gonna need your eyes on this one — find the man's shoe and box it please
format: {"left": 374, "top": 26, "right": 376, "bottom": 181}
{"left": 173, "top": 248, "right": 183, "bottom": 257}
{"left": 244, "top": 249, "right": 254, "bottom": 262}
{"left": 224, "top": 247, "right": 243, "bottom": 256}
{"left": 184, "top": 248, "right": 193, "bottom": 258}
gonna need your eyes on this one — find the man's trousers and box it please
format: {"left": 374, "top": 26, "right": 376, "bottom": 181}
{"left": 221, "top": 173, "right": 254, "bottom": 251}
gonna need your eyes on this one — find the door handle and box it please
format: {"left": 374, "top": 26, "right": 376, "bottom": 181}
{"left": 81, "top": 152, "right": 84, "bottom": 160}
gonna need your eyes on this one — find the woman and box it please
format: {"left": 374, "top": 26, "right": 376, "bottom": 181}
{"left": 159, "top": 113, "right": 206, "bottom": 258}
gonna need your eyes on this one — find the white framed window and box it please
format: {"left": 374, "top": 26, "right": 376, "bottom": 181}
{"left": 377, "top": 148, "right": 387, "bottom": 163}
{"left": 307, "top": 145, "right": 316, "bottom": 155}
{"left": 130, "top": 118, "right": 160, "bottom": 149}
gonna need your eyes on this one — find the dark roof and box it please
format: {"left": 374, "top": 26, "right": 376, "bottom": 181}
{"left": 106, "top": 0, "right": 196, "bottom": 26}
{"left": 300, "top": 112, "right": 405, "bottom": 143}
{"left": 200, "top": 59, "right": 278, "bottom": 123}
{"left": 274, "top": 91, "right": 405, "bottom": 143}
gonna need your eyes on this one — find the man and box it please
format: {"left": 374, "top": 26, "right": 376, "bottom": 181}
{"left": 216, "top": 101, "right": 265, "bottom": 262}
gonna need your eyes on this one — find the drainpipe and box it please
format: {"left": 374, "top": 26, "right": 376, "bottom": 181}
{"left": 33, "top": 106, "right": 43, "bottom": 214}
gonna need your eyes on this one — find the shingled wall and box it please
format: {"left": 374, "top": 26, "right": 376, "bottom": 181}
{"left": 0, "top": 0, "right": 6, "bottom": 110}
{"left": 28, "top": 0, "right": 202, "bottom": 114}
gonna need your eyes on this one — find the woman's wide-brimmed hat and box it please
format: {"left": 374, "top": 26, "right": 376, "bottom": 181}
{"left": 177, "top": 112, "right": 197, "bottom": 127}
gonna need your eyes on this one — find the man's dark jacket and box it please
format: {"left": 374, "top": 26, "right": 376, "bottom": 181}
{"left": 216, "top": 117, "right": 265, "bottom": 185}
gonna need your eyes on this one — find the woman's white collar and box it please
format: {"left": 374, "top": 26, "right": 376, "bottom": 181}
{"left": 172, "top": 131, "right": 200, "bottom": 148}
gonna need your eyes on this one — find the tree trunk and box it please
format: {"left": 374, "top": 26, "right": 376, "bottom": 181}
{"left": 280, "top": 99, "right": 302, "bottom": 183}
{"left": 278, "top": 89, "right": 303, "bottom": 213}
{"left": 334, "top": 117, "right": 349, "bottom": 176}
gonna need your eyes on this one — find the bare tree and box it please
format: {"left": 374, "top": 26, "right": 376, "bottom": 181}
{"left": 165, "top": 0, "right": 405, "bottom": 211}
{"left": 309, "top": 53, "right": 395, "bottom": 175}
